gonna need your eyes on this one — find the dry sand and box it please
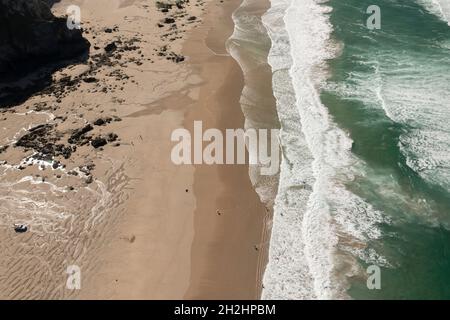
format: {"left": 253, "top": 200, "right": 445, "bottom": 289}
{"left": 0, "top": 0, "right": 270, "bottom": 299}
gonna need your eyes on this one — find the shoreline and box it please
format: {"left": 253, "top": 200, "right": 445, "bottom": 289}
{"left": 182, "top": 0, "right": 270, "bottom": 299}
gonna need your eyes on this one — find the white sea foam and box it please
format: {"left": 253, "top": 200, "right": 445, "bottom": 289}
{"left": 418, "top": 0, "right": 450, "bottom": 25}
{"left": 381, "top": 60, "right": 450, "bottom": 190}
{"left": 0, "top": 157, "right": 113, "bottom": 238}
{"left": 0, "top": 173, "right": 72, "bottom": 237}
{"left": 331, "top": 47, "right": 450, "bottom": 191}
{"left": 261, "top": 0, "right": 317, "bottom": 299}
{"left": 261, "top": 0, "right": 390, "bottom": 299}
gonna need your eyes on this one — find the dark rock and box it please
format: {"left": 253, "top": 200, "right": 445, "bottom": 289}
{"left": 15, "top": 124, "right": 71, "bottom": 159}
{"left": 93, "top": 117, "right": 112, "bottom": 126}
{"left": 106, "top": 133, "right": 118, "bottom": 142}
{"left": 105, "top": 42, "right": 117, "bottom": 53}
{"left": 85, "top": 175, "right": 93, "bottom": 184}
{"left": 156, "top": 1, "right": 173, "bottom": 11}
{"left": 79, "top": 164, "right": 95, "bottom": 175}
{"left": 14, "top": 224, "right": 28, "bottom": 233}
{"left": 83, "top": 77, "right": 98, "bottom": 83}
{"left": 166, "top": 52, "right": 185, "bottom": 63}
{"left": 0, "top": 0, "right": 90, "bottom": 108}
{"left": 94, "top": 118, "right": 106, "bottom": 126}
{"left": 60, "top": 145, "right": 72, "bottom": 159}
{"left": 68, "top": 124, "right": 93, "bottom": 144}
{"left": 175, "top": 55, "right": 185, "bottom": 63}
{"left": 164, "top": 18, "right": 176, "bottom": 24}
{"left": 91, "top": 137, "right": 107, "bottom": 148}
{"left": 52, "top": 161, "right": 60, "bottom": 169}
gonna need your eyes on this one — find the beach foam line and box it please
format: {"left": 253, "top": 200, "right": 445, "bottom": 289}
{"left": 261, "top": 0, "right": 317, "bottom": 299}
{"left": 227, "top": 0, "right": 283, "bottom": 298}
{"left": 260, "top": 0, "right": 391, "bottom": 299}
{"left": 284, "top": 0, "right": 346, "bottom": 299}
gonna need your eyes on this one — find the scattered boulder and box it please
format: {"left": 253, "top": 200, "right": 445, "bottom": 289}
{"left": 83, "top": 77, "right": 98, "bottom": 83}
{"left": 91, "top": 137, "right": 107, "bottom": 149}
{"left": 85, "top": 175, "right": 93, "bottom": 184}
{"left": 164, "top": 17, "right": 175, "bottom": 24}
{"left": 15, "top": 124, "right": 73, "bottom": 159}
{"left": 93, "top": 117, "right": 112, "bottom": 126}
{"left": 52, "top": 161, "right": 60, "bottom": 169}
{"left": 68, "top": 124, "right": 93, "bottom": 144}
{"left": 14, "top": 224, "right": 28, "bottom": 233}
{"left": 105, "top": 42, "right": 117, "bottom": 53}
{"left": 106, "top": 133, "right": 118, "bottom": 142}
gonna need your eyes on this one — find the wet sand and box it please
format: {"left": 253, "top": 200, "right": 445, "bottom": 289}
{"left": 183, "top": 0, "right": 270, "bottom": 299}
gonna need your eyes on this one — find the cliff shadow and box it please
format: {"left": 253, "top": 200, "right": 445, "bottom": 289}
{"left": 0, "top": 0, "right": 90, "bottom": 108}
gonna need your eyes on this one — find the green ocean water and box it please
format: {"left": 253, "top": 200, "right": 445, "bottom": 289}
{"left": 323, "top": 0, "right": 450, "bottom": 299}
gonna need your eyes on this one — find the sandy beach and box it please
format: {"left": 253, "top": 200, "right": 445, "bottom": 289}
{"left": 183, "top": 0, "right": 271, "bottom": 299}
{"left": 0, "top": 0, "right": 272, "bottom": 299}
{"left": 3, "top": 0, "right": 450, "bottom": 304}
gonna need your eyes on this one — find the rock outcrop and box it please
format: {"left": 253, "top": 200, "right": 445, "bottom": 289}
{"left": 0, "top": 0, "right": 90, "bottom": 107}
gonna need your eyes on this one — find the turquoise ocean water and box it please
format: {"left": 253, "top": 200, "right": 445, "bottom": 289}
{"left": 325, "top": 0, "right": 450, "bottom": 299}
{"left": 251, "top": 0, "right": 450, "bottom": 299}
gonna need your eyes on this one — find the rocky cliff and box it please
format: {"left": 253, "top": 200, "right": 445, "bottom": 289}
{"left": 0, "top": 0, "right": 90, "bottom": 106}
